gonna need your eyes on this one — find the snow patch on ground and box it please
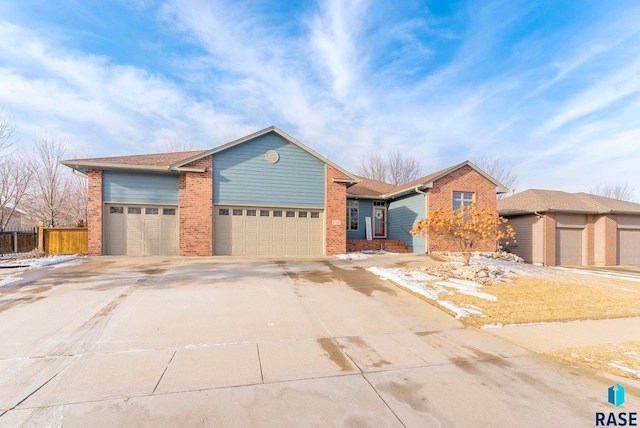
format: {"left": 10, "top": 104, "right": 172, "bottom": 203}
{"left": 367, "top": 266, "right": 497, "bottom": 319}
{"left": 608, "top": 362, "right": 640, "bottom": 377}
{"left": 335, "top": 253, "right": 370, "bottom": 261}
{"left": 0, "top": 255, "right": 83, "bottom": 289}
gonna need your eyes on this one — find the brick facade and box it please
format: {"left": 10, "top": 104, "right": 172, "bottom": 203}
{"left": 543, "top": 214, "right": 556, "bottom": 266}
{"left": 428, "top": 165, "right": 499, "bottom": 252}
{"left": 179, "top": 156, "right": 213, "bottom": 256}
{"left": 87, "top": 169, "right": 103, "bottom": 256}
{"left": 325, "top": 165, "right": 347, "bottom": 255}
{"left": 347, "top": 239, "right": 410, "bottom": 253}
{"left": 585, "top": 215, "right": 595, "bottom": 266}
{"left": 603, "top": 214, "right": 617, "bottom": 266}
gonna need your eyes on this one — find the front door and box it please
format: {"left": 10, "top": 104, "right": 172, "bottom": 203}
{"left": 374, "top": 206, "right": 386, "bottom": 238}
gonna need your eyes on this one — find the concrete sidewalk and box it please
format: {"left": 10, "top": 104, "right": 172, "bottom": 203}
{"left": 485, "top": 316, "right": 640, "bottom": 352}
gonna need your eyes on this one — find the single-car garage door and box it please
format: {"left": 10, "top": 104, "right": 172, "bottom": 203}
{"left": 215, "top": 206, "right": 323, "bottom": 255}
{"left": 618, "top": 229, "right": 640, "bottom": 265}
{"left": 556, "top": 228, "right": 583, "bottom": 265}
{"left": 105, "top": 204, "right": 178, "bottom": 255}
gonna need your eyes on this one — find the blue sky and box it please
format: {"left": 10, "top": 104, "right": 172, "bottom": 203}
{"left": 1, "top": 0, "right": 639, "bottom": 196}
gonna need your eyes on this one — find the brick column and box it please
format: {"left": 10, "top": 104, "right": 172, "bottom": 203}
{"left": 87, "top": 169, "right": 103, "bottom": 256}
{"left": 603, "top": 214, "right": 617, "bottom": 266}
{"left": 325, "top": 165, "right": 347, "bottom": 255}
{"left": 585, "top": 215, "right": 595, "bottom": 266}
{"left": 543, "top": 214, "right": 556, "bottom": 266}
{"left": 179, "top": 156, "right": 213, "bottom": 256}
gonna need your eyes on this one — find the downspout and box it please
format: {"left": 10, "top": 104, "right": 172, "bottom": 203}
{"left": 415, "top": 187, "right": 429, "bottom": 254}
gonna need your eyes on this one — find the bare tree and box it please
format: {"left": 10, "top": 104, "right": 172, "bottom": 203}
{"left": 0, "top": 113, "right": 32, "bottom": 230}
{"left": 0, "top": 156, "right": 32, "bottom": 231}
{"left": 359, "top": 150, "right": 424, "bottom": 185}
{"left": 0, "top": 108, "right": 16, "bottom": 153}
{"left": 474, "top": 157, "right": 518, "bottom": 199}
{"left": 162, "top": 138, "right": 198, "bottom": 152}
{"left": 23, "top": 137, "right": 79, "bottom": 227}
{"left": 590, "top": 183, "right": 636, "bottom": 202}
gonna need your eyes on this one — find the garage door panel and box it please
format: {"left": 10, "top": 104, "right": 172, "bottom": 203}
{"left": 618, "top": 229, "right": 640, "bottom": 265}
{"left": 556, "top": 228, "right": 583, "bottom": 265}
{"left": 105, "top": 204, "right": 178, "bottom": 256}
{"left": 215, "top": 206, "right": 323, "bottom": 255}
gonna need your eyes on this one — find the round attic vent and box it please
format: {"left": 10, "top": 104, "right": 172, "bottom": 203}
{"left": 265, "top": 150, "right": 279, "bottom": 163}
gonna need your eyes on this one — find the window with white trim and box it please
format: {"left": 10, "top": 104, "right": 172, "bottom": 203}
{"left": 347, "top": 200, "right": 359, "bottom": 230}
{"left": 453, "top": 192, "right": 474, "bottom": 210}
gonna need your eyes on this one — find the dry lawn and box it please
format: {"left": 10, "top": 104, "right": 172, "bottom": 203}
{"left": 544, "top": 341, "right": 640, "bottom": 380}
{"left": 437, "top": 273, "right": 640, "bottom": 328}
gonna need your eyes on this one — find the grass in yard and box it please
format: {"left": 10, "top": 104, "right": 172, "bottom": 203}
{"left": 429, "top": 274, "right": 640, "bottom": 328}
{"left": 544, "top": 341, "right": 640, "bottom": 380}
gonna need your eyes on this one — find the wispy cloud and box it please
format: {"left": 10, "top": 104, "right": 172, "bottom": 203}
{"left": 0, "top": 0, "right": 639, "bottom": 194}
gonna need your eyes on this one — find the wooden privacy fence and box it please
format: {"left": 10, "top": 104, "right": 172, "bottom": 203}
{"left": 39, "top": 226, "right": 88, "bottom": 255}
{"left": 0, "top": 229, "right": 37, "bottom": 255}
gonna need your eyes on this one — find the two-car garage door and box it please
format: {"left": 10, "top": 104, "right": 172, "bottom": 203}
{"left": 214, "top": 206, "right": 323, "bottom": 255}
{"left": 105, "top": 204, "right": 178, "bottom": 255}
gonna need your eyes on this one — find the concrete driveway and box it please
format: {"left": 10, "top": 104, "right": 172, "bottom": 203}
{"left": 0, "top": 255, "right": 638, "bottom": 427}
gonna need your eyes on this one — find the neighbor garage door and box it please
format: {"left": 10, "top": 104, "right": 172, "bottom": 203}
{"left": 618, "top": 229, "right": 640, "bottom": 265}
{"left": 556, "top": 228, "right": 583, "bottom": 265}
{"left": 105, "top": 204, "right": 178, "bottom": 255}
{"left": 214, "top": 206, "right": 323, "bottom": 255}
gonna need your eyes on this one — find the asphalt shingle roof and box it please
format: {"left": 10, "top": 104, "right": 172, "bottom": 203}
{"left": 63, "top": 151, "right": 208, "bottom": 169}
{"left": 498, "top": 189, "right": 640, "bottom": 215}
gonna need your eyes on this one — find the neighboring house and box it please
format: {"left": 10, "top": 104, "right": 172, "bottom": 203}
{"left": 346, "top": 162, "right": 508, "bottom": 253}
{"left": 1, "top": 207, "right": 35, "bottom": 230}
{"left": 498, "top": 189, "right": 640, "bottom": 266}
{"left": 61, "top": 127, "right": 507, "bottom": 257}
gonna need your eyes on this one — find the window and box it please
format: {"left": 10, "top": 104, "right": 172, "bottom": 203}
{"left": 453, "top": 192, "right": 474, "bottom": 210}
{"left": 128, "top": 207, "right": 141, "bottom": 215}
{"left": 286, "top": 211, "right": 295, "bottom": 218}
{"left": 298, "top": 211, "right": 307, "bottom": 218}
{"left": 110, "top": 206, "right": 123, "bottom": 214}
{"left": 247, "top": 209, "right": 257, "bottom": 216}
{"left": 219, "top": 208, "right": 229, "bottom": 216}
{"left": 347, "top": 200, "right": 359, "bottom": 230}
{"left": 373, "top": 201, "right": 385, "bottom": 206}
{"left": 310, "top": 212, "right": 320, "bottom": 219}
{"left": 273, "top": 210, "right": 283, "bottom": 217}
{"left": 145, "top": 208, "right": 159, "bottom": 215}
{"left": 233, "top": 209, "right": 243, "bottom": 216}
{"left": 163, "top": 208, "right": 176, "bottom": 215}
{"left": 260, "top": 210, "right": 270, "bottom": 217}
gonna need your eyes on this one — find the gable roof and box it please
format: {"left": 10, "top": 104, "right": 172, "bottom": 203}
{"left": 61, "top": 126, "right": 359, "bottom": 184}
{"left": 173, "top": 126, "right": 358, "bottom": 183}
{"left": 498, "top": 189, "right": 640, "bottom": 216}
{"left": 62, "top": 151, "right": 209, "bottom": 174}
{"left": 347, "top": 160, "right": 509, "bottom": 199}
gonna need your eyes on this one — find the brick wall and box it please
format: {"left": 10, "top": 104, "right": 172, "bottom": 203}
{"left": 585, "top": 215, "right": 595, "bottom": 265}
{"left": 428, "top": 165, "right": 498, "bottom": 252}
{"left": 179, "top": 156, "right": 213, "bottom": 256}
{"left": 603, "top": 214, "right": 617, "bottom": 266}
{"left": 87, "top": 169, "right": 103, "bottom": 256}
{"left": 543, "top": 214, "right": 556, "bottom": 266}
{"left": 325, "top": 165, "right": 347, "bottom": 255}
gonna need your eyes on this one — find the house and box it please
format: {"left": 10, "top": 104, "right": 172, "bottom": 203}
{"left": 0, "top": 207, "right": 35, "bottom": 231}
{"left": 346, "top": 162, "right": 508, "bottom": 253}
{"left": 61, "top": 127, "right": 507, "bottom": 257}
{"left": 498, "top": 189, "right": 640, "bottom": 266}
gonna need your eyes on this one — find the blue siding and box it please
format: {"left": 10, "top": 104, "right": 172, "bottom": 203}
{"left": 103, "top": 171, "right": 179, "bottom": 204}
{"left": 388, "top": 193, "right": 425, "bottom": 253}
{"left": 213, "top": 132, "right": 325, "bottom": 207}
{"left": 346, "top": 199, "right": 374, "bottom": 240}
